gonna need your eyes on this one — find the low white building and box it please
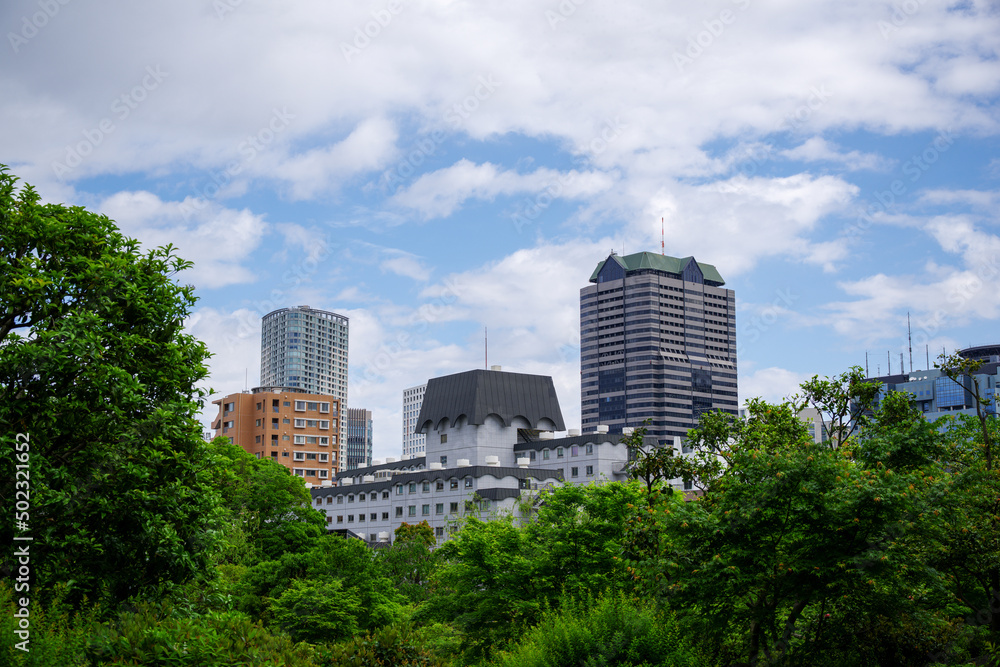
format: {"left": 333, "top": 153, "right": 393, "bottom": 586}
{"left": 309, "top": 367, "right": 657, "bottom": 543}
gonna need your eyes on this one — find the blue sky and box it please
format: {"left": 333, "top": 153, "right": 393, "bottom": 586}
{"left": 3, "top": 0, "right": 999, "bottom": 459}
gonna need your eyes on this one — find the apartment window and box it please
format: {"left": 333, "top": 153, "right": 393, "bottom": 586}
{"left": 557, "top": 447, "right": 564, "bottom": 458}
{"left": 435, "top": 526, "right": 444, "bottom": 537}
{"left": 255, "top": 419, "right": 261, "bottom": 427}
{"left": 305, "top": 470, "right": 315, "bottom": 477}
{"left": 347, "top": 515, "right": 354, "bottom": 523}
{"left": 449, "top": 502, "right": 458, "bottom": 514}
{"left": 382, "top": 512, "right": 389, "bottom": 520}
{"left": 282, "top": 452, "right": 289, "bottom": 457}
{"left": 357, "top": 514, "right": 365, "bottom": 523}
{"left": 422, "top": 482, "right": 430, "bottom": 492}
{"left": 684, "top": 480, "right": 693, "bottom": 491}
{"left": 270, "top": 451, "right": 278, "bottom": 458}
{"left": 408, "top": 482, "right": 417, "bottom": 493}
{"left": 283, "top": 401, "right": 290, "bottom": 406}
{"left": 542, "top": 449, "right": 550, "bottom": 460}
{"left": 307, "top": 402, "right": 318, "bottom": 411}
{"left": 440, "top": 433, "right": 448, "bottom": 443}
{"left": 319, "top": 436, "right": 329, "bottom": 446}
{"left": 318, "top": 470, "right": 328, "bottom": 479}
{"left": 440, "top": 455, "right": 447, "bottom": 466}
{"left": 337, "top": 515, "right": 343, "bottom": 524}
{"left": 325, "top": 496, "right": 333, "bottom": 505}
{"left": 450, "top": 479, "right": 459, "bottom": 490}
{"left": 464, "top": 478, "right": 473, "bottom": 489}
{"left": 529, "top": 450, "right": 536, "bottom": 461}
{"left": 408, "top": 506, "right": 416, "bottom": 517}
{"left": 436, "top": 481, "right": 444, "bottom": 491}
{"left": 293, "top": 468, "right": 303, "bottom": 476}
{"left": 272, "top": 399, "right": 279, "bottom": 412}
{"left": 326, "top": 516, "right": 332, "bottom": 524}
{"left": 293, "top": 452, "right": 305, "bottom": 461}
{"left": 571, "top": 445, "right": 579, "bottom": 457}
{"left": 586, "top": 465, "right": 594, "bottom": 476}
{"left": 255, "top": 435, "right": 261, "bottom": 444}
{"left": 464, "top": 500, "right": 475, "bottom": 513}
{"left": 382, "top": 491, "right": 389, "bottom": 500}
{"left": 256, "top": 402, "right": 262, "bottom": 411}
{"left": 319, "top": 402, "right": 330, "bottom": 413}
{"left": 272, "top": 418, "right": 278, "bottom": 429}
{"left": 370, "top": 513, "right": 377, "bottom": 521}
{"left": 396, "top": 485, "right": 403, "bottom": 495}
{"left": 422, "top": 504, "right": 430, "bottom": 516}
{"left": 295, "top": 401, "right": 306, "bottom": 411}
{"left": 395, "top": 507, "right": 403, "bottom": 517}
{"left": 348, "top": 495, "right": 354, "bottom": 503}
{"left": 571, "top": 467, "right": 579, "bottom": 478}
{"left": 435, "top": 503, "right": 444, "bottom": 514}
{"left": 586, "top": 444, "right": 594, "bottom": 455}
{"left": 306, "top": 453, "right": 317, "bottom": 461}
{"left": 319, "top": 453, "right": 329, "bottom": 462}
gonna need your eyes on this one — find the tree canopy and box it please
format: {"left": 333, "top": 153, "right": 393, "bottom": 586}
{"left": 0, "top": 165, "right": 220, "bottom": 607}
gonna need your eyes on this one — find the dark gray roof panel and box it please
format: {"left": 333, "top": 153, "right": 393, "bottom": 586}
{"left": 416, "top": 369, "right": 565, "bottom": 432}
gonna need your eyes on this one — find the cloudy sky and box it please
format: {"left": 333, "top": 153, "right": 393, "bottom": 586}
{"left": 4, "top": 0, "right": 999, "bottom": 460}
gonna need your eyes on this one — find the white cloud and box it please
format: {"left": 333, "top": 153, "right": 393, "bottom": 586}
{"left": 98, "top": 191, "right": 267, "bottom": 289}
{"left": 739, "top": 367, "right": 812, "bottom": 407}
{"left": 390, "top": 159, "right": 615, "bottom": 219}
{"left": 781, "top": 137, "right": 891, "bottom": 171}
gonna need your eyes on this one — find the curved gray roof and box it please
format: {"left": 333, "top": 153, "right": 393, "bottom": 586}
{"left": 416, "top": 369, "right": 565, "bottom": 433}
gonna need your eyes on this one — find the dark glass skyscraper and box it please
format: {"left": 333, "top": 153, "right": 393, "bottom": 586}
{"left": 580, "top": 251, "right": 737, "bottom": 444}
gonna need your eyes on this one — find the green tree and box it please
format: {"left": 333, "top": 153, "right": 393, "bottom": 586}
{"left": 931, "top": 353, "right": 1000, "bottom": 641}
{"left": 212, "top": 440, "right": 325, "bottom": 562}
{"left": 626, "top": 396, "right": 951, "bottom": 665}
{"left": 0, "top": 165, "right": 221, "bottom": 608}
{"left": 235, "top": 533, "right": 404, "bottom": 632}
{"left": 270, "top": 578, "right": 362, "bottom": 644}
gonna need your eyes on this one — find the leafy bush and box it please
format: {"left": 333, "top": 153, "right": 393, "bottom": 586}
{"left": 315, "top": 623, "right": 448, "bottom": 667}
{"left": 487, "top": 593, "right": 708, "bottom": 667}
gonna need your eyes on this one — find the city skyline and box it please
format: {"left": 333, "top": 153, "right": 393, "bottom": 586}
{"left": 3, "top": 1, "right": 998, "bottom": 461}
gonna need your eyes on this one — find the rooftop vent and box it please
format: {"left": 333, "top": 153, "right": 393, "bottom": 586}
{"left": 516, "top": 457, "right": 530, "bottom": 468}
{"left": 595, "top": 425, "right": 609, "bottom": 434}
{"left": 362, "top": 475, "right": 375, "bottom": 483}
{"left": 457, "top": 458, "right": 471, "bottom": 467}
{"left": 568, "top": 428, "right": 580, "bottom": 437}
{"left": 385, "top": 457, "right": 396, "bottom": 463}
{"left": 490, "top": 365, "right": 502, "bottom": 371}
{"left": 485, "top": 455, "right": 500, "bottom": 466}
{"left": 539, "top": 431, "right": 555, "bottom": 440}
{"left": 429, "top": 462, "right": 443, "bottom": 470}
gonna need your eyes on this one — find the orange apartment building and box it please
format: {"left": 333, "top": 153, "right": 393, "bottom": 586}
{"left": 212, "top": 386, "right": 340, "bottom": 480}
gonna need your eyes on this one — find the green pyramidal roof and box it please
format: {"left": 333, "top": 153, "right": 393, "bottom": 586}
{"left": 588, "top": 251, "right": 725, "bottom": 286}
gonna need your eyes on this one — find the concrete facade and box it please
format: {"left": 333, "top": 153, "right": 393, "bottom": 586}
{"left": 402, "top": 383, "right": 426, "bottom": 458}
{"left": 213, "top": 387, "right": 340, "bottom": 478}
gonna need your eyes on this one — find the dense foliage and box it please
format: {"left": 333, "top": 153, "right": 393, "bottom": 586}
{"left": 1, "top": 166, "right": 999, "bottom": 666}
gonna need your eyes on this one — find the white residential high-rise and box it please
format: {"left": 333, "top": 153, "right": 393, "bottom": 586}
{"left": 402, "top": 383, "right": 426, "bottom": 458}
{"left": 261, "top": 306, "right": 349, "bottom": 466}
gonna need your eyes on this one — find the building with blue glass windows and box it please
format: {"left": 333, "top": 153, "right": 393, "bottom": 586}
{"left": 580, "top": 251, "right": 738, "bottom": 445}
{"left": 867, "top": 345, "right": 999, "bottom": 419}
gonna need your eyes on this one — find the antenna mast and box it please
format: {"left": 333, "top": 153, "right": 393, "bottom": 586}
{"left": 661, "top": 217, "right": 665, "bottom": 255}
{"left": 865, "top": 351, "right": 869, "bottom": 377}
{"left": 907, "top": 312, "right": 913, "bottom": 371}
{"left": 485, "top": 326, "right": 488, "bottom": 369}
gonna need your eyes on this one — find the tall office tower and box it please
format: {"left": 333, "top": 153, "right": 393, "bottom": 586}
{"left": 580, "top": 251, "right": 737, "bottom": 445}
{"left": 261, "top": 306, "right": 349, "bottom": 467}
{"left": 401, "top": 383, "right": 427, "bottom": 458}
{"left": 346, "top": 408, "right": 373, "bottom": 470}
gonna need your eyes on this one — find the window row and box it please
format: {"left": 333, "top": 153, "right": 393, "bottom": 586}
{"left": 332, "top": 500, "right": 489, "bottom": 523}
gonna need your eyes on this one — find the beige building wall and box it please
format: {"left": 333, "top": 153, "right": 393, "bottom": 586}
{"left": 213, "top": 388, "right": 340, "bottom": 479}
